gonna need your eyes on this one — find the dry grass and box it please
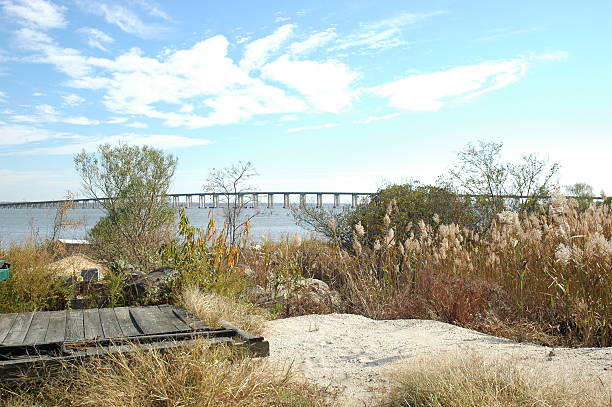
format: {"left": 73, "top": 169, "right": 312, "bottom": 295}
{"left": 1, "top": 343, "right": 334, "bottom": 407}
{"left": 180, "top": 286, "right": 268, "bottom": 336}
{"left": 242, "top": 197, "right": 611, "bottom": 347}
{"left": 376, "top": 353, "right": 611, "bottom": 407}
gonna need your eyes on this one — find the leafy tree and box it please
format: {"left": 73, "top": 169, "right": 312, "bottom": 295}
{"left": 292, "top": 182, "right": 478, "bottom": 250}
{"left": 74, "top": 143, "right": 177, "bottom": 268}
{"left": 204, "top": 161, "right": 258, "bottom": 247}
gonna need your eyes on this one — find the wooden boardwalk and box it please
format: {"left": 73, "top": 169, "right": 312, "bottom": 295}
{"left": 0, "top": 305, "right": 268, "bottom": 378}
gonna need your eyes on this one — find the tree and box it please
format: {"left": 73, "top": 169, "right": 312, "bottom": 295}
{"left": 442, "top": 141, "right": 559, "bottom": 224}
{"left": 565, "top": 182, "right": 595, "bottom": 211}
{"left": 74, "top": 143, "right": 177, "bottom": 267}
{"left": 204, "top": 161, "right": 258, "bottom": 247}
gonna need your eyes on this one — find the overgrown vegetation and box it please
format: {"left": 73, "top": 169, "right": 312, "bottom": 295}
{"left": 250, "top": 194, "right": 611, "bottom": 347}
{"left": 74, "top": 143, "right": 177, "bottom": 268}
{"left": 376, "top": 353, "right": 610, "bottom": 407}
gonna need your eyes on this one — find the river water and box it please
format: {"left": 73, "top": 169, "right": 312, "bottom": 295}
{"left": 0, "top": 206, "right": 325, "bottom": 247}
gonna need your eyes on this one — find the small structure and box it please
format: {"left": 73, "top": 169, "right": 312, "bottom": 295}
{"left": 50, "top": 253, "right": 106, "bottom": 281}
{"left": 57, "top": 239, "right": 90, "bottom": 255}
{"left": 0, "top": 260, "right": 10, "bottom": 282}
{"left": 0, "top": 305, "right": 268, "bottom": 378}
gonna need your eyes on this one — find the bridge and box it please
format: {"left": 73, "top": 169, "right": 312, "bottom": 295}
{"left": 0, "top": 192, "right": 375, "bottom": 209}
{"left": 0, "top": 192, "right": 604, "bottom": 210}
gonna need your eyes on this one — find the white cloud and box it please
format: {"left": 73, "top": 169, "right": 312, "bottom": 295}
{"left": 76, "top": 0, "right": 165, "bottom": 38}
{"left": 261, "top": 56, "right": 359, "bottom": 112}
{"left": 241, "top": 24, "right": 294, "bottom": 72}
{"left": 62, "top": 93, "right": 85, "bottom": 106}
{"left": 280, "top": 114, "right": 297, "bottom": 121}
{"left": 78, "top": 27, "right": 114, "bottom": 51}
{"left": 10, "top": 103, "right": 100, "bottom": 125}
{"left": 0, "top": 123, "right": 75, "bottom": 146}
{"left": 369, "top": 58, "right": 528, "bottom": 111}
{"left": 0, "top": 90, "right": 6, "bottom": 102}
{"left": 289, "top": 28, "right": 337, "bottom": 55}
{"left": 15, "top": 133, "right": 212, "bottom": 155}
{"left": 1, "top": 0, "right": 66, "bottom": 29}
{"left": 0, "top": 168, "right": 62, "bottom": 184}
{"left": 125, "top": 121, "right": 147, "bottom": 128}
{"left": 333, "top": 11, "right": 443, "bottom": 52}
{"left": 32, "top": 92, "right": 45, "bottom": 96}
{"left": 288, "top": 122, "right": 340, "bottom": 133}
{"left": 106, "top": 116, "right": 128, "bottom": 124}
{"left": 129, "top": 0, "right": 171, "bottom": 21}
{"left": 530, "top": 51, "right": 569, "bottom": 61}
{"left": 355, "top": 112, "right": 400, "bottom": 124}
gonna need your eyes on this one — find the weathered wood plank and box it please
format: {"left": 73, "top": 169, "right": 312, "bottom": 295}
{"left": 172, "top": 306, "right": 210, "bottom": 331}
{"left": 22, "top": 312, "right": 51, "bottom": 346}
{"left": 99, "top": 308, "right": 122, "bottom": 339}
{"left": 0, "top": 313, "right": 17, "bottom": 343}
{"left": 114, "top": 307, "right": 141, "bottom": 337}
{"left": 65, "top": 310, "right": 84, "bottom": 342}
{"left": 2, "top": 312, "right": 34, "bottom": 346}
{"left": 83, "top": 309, "right": 104, "bottom": 341}
{"left": 157, "top": 305, "right": 191, "bottom": 331}
{"left": 129, "top": 306, "right": 176, "bottom": 335}
{"left": 44, "top": 311, "right": 67, "bottom": 344}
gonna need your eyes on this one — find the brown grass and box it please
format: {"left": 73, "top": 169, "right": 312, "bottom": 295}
{"left": 1, "top": 344, "right": 334, "bottom": 407}
{"left": 376, "top": 353, "right": 611, "bottom": 407}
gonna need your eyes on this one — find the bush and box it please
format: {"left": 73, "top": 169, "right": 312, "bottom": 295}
{"left": 0, "top": 243, "right": 71, "bottom": 313}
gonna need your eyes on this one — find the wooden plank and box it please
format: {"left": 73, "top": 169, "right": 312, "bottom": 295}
{"left": 99, "top": 308, "right": 122, "bottom": 339}
{"left": 83, "top": 309, "right": 104, "bottom": 341}
{"left": 0, "top": 313, "right": 17, "bottom": 343}
{"left": 65, "top": 310, "right": 84, "bottom": 342}
{"left": 44, "top": 311, "right": 67, "bottom": 344}
{"left": 129, "top": 306, "right": 177, "bottom": 335}
{"left": 172, "top": 306, "right": 210, "bottom": 331}
{"left": 2, "top": 312, "right": 34, "bottom": 346}
{"left": 157, "top": 305, "right": 191, "bottom": 331}
{"left": 22, "top": 312, "right": 51, "bottom": 346}
{"left": 114, "top": 307, "right": 141, "bottom": 337}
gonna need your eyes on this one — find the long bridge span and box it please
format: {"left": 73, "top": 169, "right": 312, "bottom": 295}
{"left": 0, "top": 192, "right": 375, "bottom": 209}
{"left": 0, "top": 192, "right": 604, "bottom": 210}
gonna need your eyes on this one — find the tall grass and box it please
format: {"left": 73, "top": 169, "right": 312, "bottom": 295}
{"left": 242, "top": 197, "right": 611, "bottom": 347}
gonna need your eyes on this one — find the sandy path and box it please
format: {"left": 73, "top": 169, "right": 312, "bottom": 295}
{"left": 264, "top": 313, "right": 611, "bottom": 406}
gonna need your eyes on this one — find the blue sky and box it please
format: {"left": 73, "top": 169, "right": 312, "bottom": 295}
{"left": 0, "top": 0, "right": 610, "bottom": 201}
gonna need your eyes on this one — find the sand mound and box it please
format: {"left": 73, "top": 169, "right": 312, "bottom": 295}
{"left": 50, "top": 253, "right": 107, "bottom": 280}
{"left": 264, "top": 313, "right": 611, "bottom": 406}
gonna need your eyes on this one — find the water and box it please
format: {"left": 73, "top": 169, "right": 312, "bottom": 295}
{"left": 0, "top": 206, "right": 321, "bottom": 247}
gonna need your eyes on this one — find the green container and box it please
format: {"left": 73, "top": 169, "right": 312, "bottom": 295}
{"left": 0, "top": 260, "right": 10, "bottom": 282}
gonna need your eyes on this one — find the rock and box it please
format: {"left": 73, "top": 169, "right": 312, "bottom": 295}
{"left": 124, "top": 266, "right": 179, "bottom": 301}
{"left": 276, "top": 278, "right": 342, "bottom": 311}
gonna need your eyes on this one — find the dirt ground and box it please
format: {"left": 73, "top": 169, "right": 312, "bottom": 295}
{"left": 264, "top": 313, "right": 612, "bottom": 406}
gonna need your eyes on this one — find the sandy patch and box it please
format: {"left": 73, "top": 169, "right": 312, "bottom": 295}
{"left": 50, "top": 253, "right": 107, "bottom": 280}
{"left": 264, "top": 313, "right": 611, "bottom": 406}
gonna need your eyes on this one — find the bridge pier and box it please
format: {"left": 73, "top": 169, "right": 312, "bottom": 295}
{"left": 212, "top": 194, "right": 219, "bottom": 208}
{"left": 352, "top": 194, "right": 358, "bottom": 208}
{"left": 267, "top": 194, "right": 274, "bottom": 208}
{"left": 283, "top": 193, "right": 290, "bottom": 208}
{"left": 316, "top": 193, "right": 323, "bottom": 208}
{"left": 300, "top": 193, "right": 306, "bottom": 208}
{"left": 253, "top": 193, "right": 259, "bottom": 208}
{"left": 333, "top": 193, "right": 340, "bottom": 208}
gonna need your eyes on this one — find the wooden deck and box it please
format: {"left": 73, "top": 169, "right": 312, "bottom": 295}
{"left": 0, "top": 305, "right": 268, "bottom": 378}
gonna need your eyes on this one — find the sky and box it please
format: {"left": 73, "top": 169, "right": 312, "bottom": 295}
{"left": 0, "top": 0, "right": 611, "bottom": 201}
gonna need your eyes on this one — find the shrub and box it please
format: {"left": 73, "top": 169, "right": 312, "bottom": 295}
{"left": 0, "top": 243, "right": 71, "bottom": 313}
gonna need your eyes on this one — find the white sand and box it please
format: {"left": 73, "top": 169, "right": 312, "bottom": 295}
{"left": 264, "top": 313, "right": 611, "bottom": 406}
